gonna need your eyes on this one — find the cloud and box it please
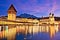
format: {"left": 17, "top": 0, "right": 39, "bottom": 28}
{"left": 7, "top": 0, "right": 60, "bottom": 17}
{"left": 1, "top": 0, "right": 60, "bottom": 17}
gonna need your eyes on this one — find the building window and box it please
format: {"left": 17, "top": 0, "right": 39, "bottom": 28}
{"left": 5, "top": 26, "right": 8, "bottom": 32}
{"left": 0, "top": 26, "right": 1, "bottom": 32}
{"left": 42, "top": 23, "right": 47, "bottom": 24}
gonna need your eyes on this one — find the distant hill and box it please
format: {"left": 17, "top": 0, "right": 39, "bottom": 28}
{"left": 19, "top": 13, "right": 38, "bottom": 19}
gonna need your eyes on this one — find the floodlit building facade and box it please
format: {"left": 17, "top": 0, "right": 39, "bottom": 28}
{"left": 0, "top": 4, "right": 60, "bottom": 38}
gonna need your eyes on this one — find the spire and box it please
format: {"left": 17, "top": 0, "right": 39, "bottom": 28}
{"left": 8, "top": 4, "right": 17, "bottom": 12}
{"left": 49, "top": 12, "right": 54, "bottom": 17}
{"left": 49, "top": 13, "right": 52, "bottom": 15}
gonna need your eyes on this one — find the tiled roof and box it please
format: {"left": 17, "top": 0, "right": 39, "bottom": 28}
{"left": 0, "top": 16, "right": 60, "bottom": 21}
{"left": 54, "top": 17, "right": 60, "bottom": 21}
{"left": 8, "top": 4, "right": 17, "bottom": 12}
{"left": 39, "top": 17, "right": 60, "bottom": 21}
{"left": 39, "top": 17, "right": 49, "bottom": 19}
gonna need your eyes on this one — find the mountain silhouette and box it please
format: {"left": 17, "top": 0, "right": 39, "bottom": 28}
{"left": 19, "top": 13, "right": 38, "bottom": 19}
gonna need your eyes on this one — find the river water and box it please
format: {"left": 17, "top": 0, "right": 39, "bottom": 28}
{"left": 15, "top": 32, "right": 60, "bottom": 40}
{"left": 0, "top": 31, "right": 60, "bottom": 40}
{"left": 0, "top": 26, "right": 60, "bottom": 40}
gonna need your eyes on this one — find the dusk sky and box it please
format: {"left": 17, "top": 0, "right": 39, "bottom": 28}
{"left": 0, "top": 0, "right": 60, "bottom": 17}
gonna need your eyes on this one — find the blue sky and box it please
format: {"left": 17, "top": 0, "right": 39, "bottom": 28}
{"left": 0, "top": 0, "right": 60, "bottom": 17}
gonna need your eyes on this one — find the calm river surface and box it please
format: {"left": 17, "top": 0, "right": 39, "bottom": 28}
{"left": 0, "top": 26, "right": 60, "bottom": 40}
{"left": 0, "top": 31, "right": 60, "bottom": 40}
{"left": 15, "top": 32, "right": 60, "bottom": 40}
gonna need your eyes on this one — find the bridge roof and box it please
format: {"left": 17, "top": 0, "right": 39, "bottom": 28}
{"left": 0, "top": 16, "right": 60, "bottom": 21}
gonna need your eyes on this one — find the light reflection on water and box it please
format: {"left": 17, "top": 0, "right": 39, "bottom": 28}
{"left": 0, "top": 31, "right": 60, "bottom": 40}
{"left": 0, "top": 26, "right": 60, "bottom": 40}
{"left": 15, "top": 32, "right": 50, "bottom": 40}
{"left": 15, "top": 32, "right": 60, "bottom": 40}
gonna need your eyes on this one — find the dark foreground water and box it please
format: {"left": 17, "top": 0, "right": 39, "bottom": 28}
{"left": 1, "top": 32, "right": 60, "bottom": 40}
{"left": 15, "top": 32, "right": 60, "bottom": 40}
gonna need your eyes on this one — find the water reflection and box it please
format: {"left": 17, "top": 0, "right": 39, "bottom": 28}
{"left": 15, "top": 31, "right": 60, "bottom": 40}
{"left": 53, "top": 32, "right": 60, "bottom": 40}
{"left": 15, "top": 33, "right": 25, "bottom": 40}
{"left": 0, "top": 37, "right": 7, "bottom": 40}
{"left": 0, "top": 25, "right": 60, "bottom": 40}
{"left": 15, "top": 32, "right": 51, "bottom": 40}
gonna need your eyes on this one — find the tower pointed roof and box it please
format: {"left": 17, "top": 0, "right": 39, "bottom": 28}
{"left": 8, "top": 4, "right": 17, "bottom": 12}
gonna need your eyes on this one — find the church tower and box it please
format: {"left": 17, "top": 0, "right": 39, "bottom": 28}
{"left": 49, "top": 13, "right": 54, "bottom": 24}
{"left": 8, "top": 4, "right": 17, "bottom": 20}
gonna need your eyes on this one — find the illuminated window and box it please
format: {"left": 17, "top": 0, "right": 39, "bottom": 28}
{"left": 5, "top": 26, "right": 8, "bottom": 32}
{"left": 0, "top": 26, "right": 1, "bottom": 32}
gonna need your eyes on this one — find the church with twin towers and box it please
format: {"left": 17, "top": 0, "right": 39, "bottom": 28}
{"left": 0, "top": 4, "right": 60, "bottom": 38}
